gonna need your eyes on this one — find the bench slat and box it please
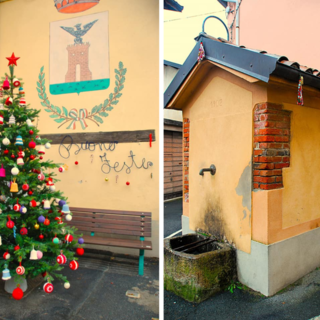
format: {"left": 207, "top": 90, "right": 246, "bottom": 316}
{"left": 72, "top": 216, "right": 151, "bottom": 226}
{"left": 70, "top": 221, "right": 152, "bottom": 232}
{"left": 83, "top": 235, "right": 152, "bottom": 250}
{"left": 70, "top": 207, "right": 151, "bottom": 217}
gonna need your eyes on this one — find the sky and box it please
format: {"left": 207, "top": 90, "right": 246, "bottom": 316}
{"left": 164, "top": 0, "right": 228, "bottom": 65}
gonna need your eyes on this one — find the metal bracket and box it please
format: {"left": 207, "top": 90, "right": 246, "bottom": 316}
{"left": 199, "top": 165, "right": 216, "bottom": 176}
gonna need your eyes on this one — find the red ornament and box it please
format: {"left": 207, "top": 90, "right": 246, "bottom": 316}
{"left": 57, "top": 253, "right": 67, "bottom": 264}
{"left": 22, "top": 183, "right": 29, "bottom": 191}
{"left": 40, "top": 156, "right": 43, "bottom": 160}
{"left": 5, "top": 97, "right": 13, "bottom": 106}
{"left": 28, "top": 190, "right": 33, "bottom": 195}
{"left": 126, "top": 182, "right": 130, "bottom": 186}
{"left": 11, "top": 154, "right": 15, "bottom": 159}
{"left": 76, "top": 248, "right": 84, "bottom": 256}
{"left": 65, "top": 234, "right": 73, "bottom": 242}
{"left": 55, "top": 217, "right": 63, "bottom": 224}
{"left": 69, "top": 260, "right": 79, "bottom": 270}
{"left": 30, "top": 199, "right": 37, "bottom": 207}
{"left": 28, "top": 140, "right": 36, "bottom": 149}
{"left": 2, "top": 77, "right": 10, "bottom": 90}
{"left": 29, "top": 130, "right": 34, "bottom": 135}
{"left": 43, "top": 282, "right": 54, "bottom": 294}
{"left": 3, "top": 149, "right": 9, "bottom": 155}
{"left": 30, "top": 155, "right": 36, "bottom": 160}
{"left": 75, "top": 161, "right": 78, "bottom": 165}
{"left": 39, "top": 234, "right": 44, "bottom": 240}
{"left": 6, "top": 217, "right": 14, "bottom": 229}
{"left": 44, "top": 218, "right": 50, "bottom": 226}
{"left": 6, "top": 53, "right": 20, "bottom": 66}
{"left": 20, "top": 227, "right": 28, "bottom": 236}
{"left": 12, "top": 286, "right": 24, "bottom": 300}
{"left": 42, "top": 271, "right": 47, "bottom": 278}
{"left": 3, "top": 251, "right": 10, "bottom": 260}
{"left": 14, "top": 245, "right": 20, "bottom": 251}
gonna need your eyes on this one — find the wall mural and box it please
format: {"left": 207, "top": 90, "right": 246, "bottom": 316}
{"left": 54, "top": 0, "right": 100, "bottom": 14}
{"left": 38, "top": 11, "right": 126, "bottom": 130}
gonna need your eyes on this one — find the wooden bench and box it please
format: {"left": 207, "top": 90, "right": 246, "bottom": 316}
{"left": 68, "top": 207, "right": 152, "bottom": 276}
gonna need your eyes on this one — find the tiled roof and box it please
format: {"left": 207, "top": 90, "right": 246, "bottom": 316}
{"left": 164, "top": 33, "right": 320, "bottom": 107}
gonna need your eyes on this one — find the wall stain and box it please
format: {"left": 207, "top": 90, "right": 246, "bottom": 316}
{"left": 242, "top": 209, "right": 247, "bottom": 220}
{"left": 236, "top": 160, "right": 252, "bottom": 214}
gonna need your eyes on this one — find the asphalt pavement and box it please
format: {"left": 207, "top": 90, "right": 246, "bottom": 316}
{"left": 0, "top": 249, "right": 159, "bottom": 320}
{"left": 165, "top": 266, "right": 320, "bottom": 320}
{"left": 164, "top": 198, "right": 182, "bottom": 238}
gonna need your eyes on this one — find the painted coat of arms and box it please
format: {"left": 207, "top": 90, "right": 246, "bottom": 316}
{"left": 49, "top": 11, "right": 110, "bottom": 95}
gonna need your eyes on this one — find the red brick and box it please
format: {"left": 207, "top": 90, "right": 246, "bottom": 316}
{"left": 253, "top": 183, "right": 260, "bottom": 189}
{"left": 259, "top": 183, "right": 283, "bottom": 190}
{"left": 268, "top": 143, "right": 284, "bottom": 149}
{"left": 184, "top": 133, "right": 189, "bottom": 138}
{"left": 258, "top": 128, "right": 283, "bottom": 135}
{"left": 253, "top": 170, "right": 260, "bottom": 176}
{"left": 254, "top": 129, "right": 260, "bottom": 135}
{"left": 254, "top": 136, "right": 275, "bottom": 142}
{"left": 275, "top": 136, "right": 289, "bottom": 142}
{"left": 260, "top": 114, "right": 289, "bottom": 122}
{"left": 254, "top": 115, "right": 259, "bottom": 121}
{"left": 258, "top": 156, "right": 282, "bottom": 163}
{"left": 254, "top": 163, "right": 275, "bottom": 170}
{"left": 254, "top": 176, "right": 276, "bottom": 183}
{"left": 282, "top": 157, "right": 290, "bottom": 163}
{"left": 283, "top": 144, "right": 290, "bottom": 148}
{"left": 275, "top": 121, "right": 290, "bottom": 129}
{"left": 259, "top": 169, "right": 282, "bottom": 176}
{"left": 275, "top": 163, "right": 290, "bottom": 169}
{"left": 254, "top": 150, "right": 263, "bottom": 156}
{"left": 276, "top": 176, "right": 283, "bottom": 182}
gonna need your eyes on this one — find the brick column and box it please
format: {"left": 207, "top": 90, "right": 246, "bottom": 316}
{"left": 253, "top": 103, "right": 291, "bottom": 190}
{"left": 183, "top": 118, "right": 190, "bottom": 202}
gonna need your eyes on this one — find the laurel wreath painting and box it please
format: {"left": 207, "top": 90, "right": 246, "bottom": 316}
{"left": 37, "top": 62, "right": 126, "bottom": 130}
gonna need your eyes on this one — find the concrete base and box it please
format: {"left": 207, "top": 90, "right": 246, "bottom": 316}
{"left": 237, "top": 227, "right": 320, "bottom": 296}
{"left": 181, "top": 215, "right": 195, "bottom": 235}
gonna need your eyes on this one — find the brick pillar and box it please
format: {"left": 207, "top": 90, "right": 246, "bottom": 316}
{"left": 253, "top": 103, "right": 291, "bottom": 190}
{"left": 65, "top": 43, "right": 92, "bottom": 83}
{"left": 183, "top": 118, "right": 190, "bottom": 202}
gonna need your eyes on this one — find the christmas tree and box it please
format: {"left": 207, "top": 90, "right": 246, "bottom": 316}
{"left": 0, "top": 53, "right": 83, "bottom": 300}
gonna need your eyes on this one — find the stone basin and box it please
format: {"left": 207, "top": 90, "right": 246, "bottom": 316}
{"left": 164, "top": 234, "right": 236, "bottom": 303}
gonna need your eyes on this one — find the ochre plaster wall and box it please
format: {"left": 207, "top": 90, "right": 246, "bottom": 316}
{"left": 178, "top": 65, "right": 267, "bottom": 253}
{"left": 0, "top": 0, "right": 159, "bottom": 257}
{"left": 252, "top": 82, "right": 320, "bottom": 245}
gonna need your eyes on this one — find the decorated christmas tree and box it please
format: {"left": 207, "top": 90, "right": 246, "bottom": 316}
{"left": 0, "top": 54, "right": 83, "bottom": 300}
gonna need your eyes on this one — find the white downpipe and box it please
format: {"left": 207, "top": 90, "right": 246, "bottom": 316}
{"left": 223, "top": 0, "right": 239, "bottom": 45}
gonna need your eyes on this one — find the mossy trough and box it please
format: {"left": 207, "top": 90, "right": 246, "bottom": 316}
{"left": 164, "top": 234, "right": 236, "bottom": 303}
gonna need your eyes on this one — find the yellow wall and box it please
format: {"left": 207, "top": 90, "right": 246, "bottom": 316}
{"left": 0, "top": 0, "right": 159, "bottom": 257}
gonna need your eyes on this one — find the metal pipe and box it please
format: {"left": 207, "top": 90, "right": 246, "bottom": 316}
{"left": 201, "top": 16, "right": 230, "bottom": 41}
{"left": 199, "top": 164, "right": 216, "bottom": 176}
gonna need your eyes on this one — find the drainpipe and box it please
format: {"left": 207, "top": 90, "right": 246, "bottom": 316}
{"left": 222, "top": 0, "right": 239, "bottom": 45}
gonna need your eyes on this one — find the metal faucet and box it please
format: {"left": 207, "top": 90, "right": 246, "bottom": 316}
{"left": 199, "top": 165, "right": 216, "bottom": 176}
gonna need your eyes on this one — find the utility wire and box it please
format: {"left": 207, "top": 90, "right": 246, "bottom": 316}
{"left": 164, "top": 10, "right": 224, "bottom": 22}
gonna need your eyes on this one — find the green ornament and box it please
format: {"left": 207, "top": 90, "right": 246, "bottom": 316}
{"left": 52, "top": 237, "right": 59, "bottom": 244}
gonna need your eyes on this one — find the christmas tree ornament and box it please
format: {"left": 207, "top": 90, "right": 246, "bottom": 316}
{"left": 2, "top": 265, "right": 11, "bottom": 280}
{"left": 29, "top": 154, "right": 36, "bottom": 160}
{"left": 6, "top": 53, "right": 20, "bottom": 66}
{"left": 26, "top": 119, "right": 34, "bottom": 127}
{"left": 61, "top": 204, "right": 70, "bottom": 214}
{"left": 34, "top": 223, "right": 40, "bottom": 230}
{"left": 13, "top": 200, "right": 21, "bottom": 212}
{"left": 18, "top": 150, "right": 25, "bottom": 157}
{"left": 2, "top": 137, "right": 10, "bottom": 146}
{"left": 10, "top": 179, "right": 18, "bottom": 192}
{"left": 38, "top": 215, "right": 45, "bottom": 223}
{"left": 65, "top": 234, "right": 73, "bottom": 243}
{"left": 0, "top": 164, "right": 6, "bottom": 177}
{"left": 64, "top": 282, "right": 70, "bottom": 289}
{"left": 11, "top": 167, "right": 19, "bottom": 175}
{"left": 13, "top": 225, "right": 17, "bottom": 238}
{"left": 49, "top": 185, "right": 55, "bottom": 192}
{"left": 17, "top": 157, "right": 24, "bottom": 166}
{"left": 8, "top": 114, "right": 16, "bottom": 125}
{"left": 16, "top": 262, "right": 25, "bottom": 276}
{"left": 37, "top": 172, "right": 45, "bottom": 181}
{"left": 30, "top": 247, "right": 38, "bottom": 260}
{"left": 38, "top": 145, "right": 45, "bottom": 154}
{"left": 59, "top": 166, "right": 65, "bottom": 172}
{"left": 75, "top": 161, "right": 79, "bottom": 165}
{"left": 39, "top": 234, "right": 44, "bottom": 240}
{"left": 126, "top": 181, "right": 130, "bottom": 186}
{"left": 43, "top": 282, "right": 54, "bottom": 294}
{"left": 57, "top": 251, "right": 67, "bottom": 264}
{"left": 2, "top": 77, "right": 10, "bottom": 90}
{"left": 69, "top": 260, "right": 79, "bottom": 270}
{"left": 105, "top": 177, "right": 109, "bottom": 181}
{"left": 20, "top": 227, "right": 28, "bottom": 236}
{"left": 29, "top": 129, "right": 34, "bottom": 135}
{"left": 12, "top": 285, "right": 24, "bottom": 300}
{"left": 22, "top": 183, "right": 29, "bottom": 191}
{"left": 65, "top": 214, "right": 72, "bottom": 221}
{"left": 52, "top": 236, "right": 59, "bottom": 244}
{"left": 3, "top": 149, "right": 8, "bottom": 155}
{"left": 11, "top": 154, "right": 15, "bottom": 159}
{"left": 76, "top": 248, "right": 84, "bottom": 256}
{"left": 0, "top": 103, "right": 4, "bottom": 111}
{"left": 0, "top": 115, "right": 4, "bottom": 125}
{"left": 45, "top": 142, "right": 51, "bottom": 149}
{"left": 19, "top": 87, "right": 24, "bottom": 95}
{"left": 37, "top": 250, "right": 43, "bottom": 259}
{"left": 28, "top": 190, "right": 33, "bottom": 196}
{"left": 19, "top": 97, "right": 26, "bottom": 106}
{"left": 58, "top": 199, "right": 66, "bottom": 207}
{"left": 3, "top": 251, "right": 10, "bottom": 259}
{"left": 78, "top": 238, "right": 84, "bottom": 244}
{"left": 36, "top": 136, "right": 41, "bottom": 140}
{"left": 0, "top": 194, "right": 6, "bottom": 202}
{"left": 6, "top": 216, "right": 14, "bottom": 228}
{"left": 55, "top": 217, "right": 63, "bottom": 224}
{"left": 43, "top": 200, "right": 50, "bottom": 210}
{"left": 14, "top": 245, "right": 20, "bottom": 251}
{"left": 0, "top": 236, "right": 2, "bottom": 245}
{"left": 39, "top": 156, "right": 43, "bottom": 160}
{"left": 15, "top": 135, "right": 23, "bottom": 146}
{"left": 13, "top": 78, "right": 20, "bottom": 87}
{"left": 30, "top": 199, "right": 37, "bottom": 207}
{"left": 28, "top": 139, "right": 36, "bottom": 148}
{"left": 44, "top": 218, "right": 50, "bottom": 226}
{"left": 19, "top": 206, "right": 27, "bottom": 214}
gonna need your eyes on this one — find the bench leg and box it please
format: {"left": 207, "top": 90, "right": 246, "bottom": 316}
{"left": 139, "top": 249, "right": 144, "bottom": 276}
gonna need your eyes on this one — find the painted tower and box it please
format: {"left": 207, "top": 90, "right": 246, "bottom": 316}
{"left": 65, "top": 43, "right": 92, "bottom": 83}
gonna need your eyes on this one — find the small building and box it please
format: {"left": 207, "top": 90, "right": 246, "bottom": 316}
{"left": 165, "top": 33, "right": 320, "bottom": 296}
